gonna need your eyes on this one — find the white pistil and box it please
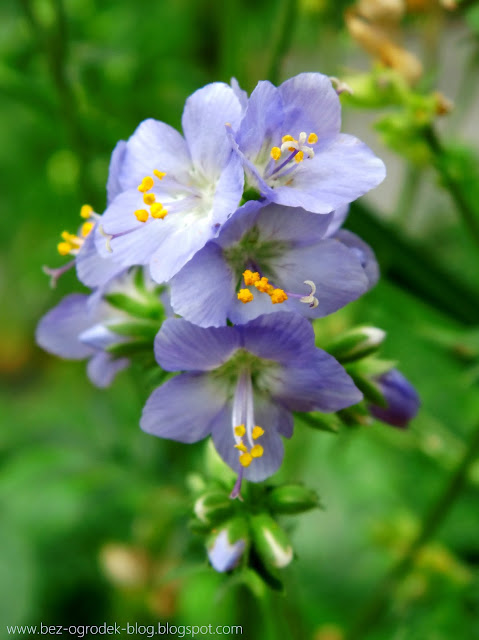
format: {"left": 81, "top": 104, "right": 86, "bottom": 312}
{"left": 299, "top": 280, "right": 319, "bottom": 309}
{"left": 98, "top": 225, "right": 113, "bottom": 253}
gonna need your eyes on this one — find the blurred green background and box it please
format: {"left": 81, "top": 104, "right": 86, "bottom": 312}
{"left": 2, "top": 0, "right": 479, "bottom": 638}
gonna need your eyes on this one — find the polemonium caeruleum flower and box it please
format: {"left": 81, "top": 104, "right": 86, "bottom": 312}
{"left": 95, "top": 83, "right": 245, "bottom": 283}
{"left": 370, "top": 369, "right": 420, "bottom": 428}
{"left": 229, "top": 73, "right": 386, "bottom": 213}
{"left": 36, "top": 269, "right": 165, "bottom": 387}
{"left": 169, "top": 201, "right": 378, "bottom": 327}
{"left": 44, "top": 143, "right": 128, "bottom": 289}
{"left": 207, "top": 529, "right": 246, "bottom": 572}
{"left": 140, "top": 313, "right": 362, "bottom": 494}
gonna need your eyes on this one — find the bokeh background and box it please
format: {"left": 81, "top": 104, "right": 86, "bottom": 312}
{"left": 2, "top": 0, "right": 479, "bottom": 638}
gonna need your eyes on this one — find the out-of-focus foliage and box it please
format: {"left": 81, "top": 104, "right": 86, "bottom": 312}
{"left": 2, "top": 0, "right": 479, "bottom": 638}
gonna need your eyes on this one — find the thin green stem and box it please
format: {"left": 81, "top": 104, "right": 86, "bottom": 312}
{"left": 345, "top": 420, "right": 479, "bottom": 640}
{"left": 423, "top": 126, "right": 479, "bottom": 249}
{"left": 266, "top": 0, "right": 298, "bottom": 85}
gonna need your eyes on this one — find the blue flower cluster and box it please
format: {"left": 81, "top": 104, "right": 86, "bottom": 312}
{"left": 37, "top": 73, "right": 418, "bottom": 496}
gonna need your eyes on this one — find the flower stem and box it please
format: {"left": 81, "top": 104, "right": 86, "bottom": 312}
{"left": 266, "top": 0, "right": 298, "bottom": 85}
{"left": 345, "top": 420, "right": 479, "bottom": 640}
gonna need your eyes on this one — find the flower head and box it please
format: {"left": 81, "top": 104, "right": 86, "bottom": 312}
{"left": 169, "top": 201, "right": 377, "bottom": 327}
{"left": 370, "top": 369, "right": 420, "bottom": 428}
{"left": 95, "top": 83, "right": 245, "bottom": 283}
{"left": 230, "top": 73, "right": 386, "bottom": 213}
{"left": 140, "top": 313, "right": 362, "bottom": 490}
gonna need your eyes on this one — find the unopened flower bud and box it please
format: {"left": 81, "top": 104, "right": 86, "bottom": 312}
{"left": 251, "top": 514, "right": 293, "bottom": 569}
{"left": 267, "top": 484, "right": 320, "bottom": 515}
{"left": 370, "top": 369, "right": 420, "bottom": 428}
{"left": 207, "top": 517, "right": 247, "bottom": 573}
{"left": 326, "top": 327, "right": 386, "bottom": 363}
{"left": 194, "top": 490, "right": 234, "bottom": 525}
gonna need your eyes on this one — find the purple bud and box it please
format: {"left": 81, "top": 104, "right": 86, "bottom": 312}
{"left": 370, "top": 370, "right": 420, "bottom": 428}
{"left": 207, "top": 529, "right": 246, "bottom": 573}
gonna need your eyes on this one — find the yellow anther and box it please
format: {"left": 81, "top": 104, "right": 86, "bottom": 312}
{"left": 243, "top": 270, "right": 260, "bottom": 286}
{"left": 252, "top": 426, "right": 264, "bottom": 439}
{"left": 250, "top": 445, "right": 264, "bottom": 458}
{"left": 137, "top": 176, "right": 154, "bottom": 193}
{"left": 61, "top": 231, "right": 81, "bottom": 246}
{"left": 282, "top": 135, "right": 295, "bottom": 143}
{"left": 295, "top": 151, "right": 304, "bottom": 163}
{"left": 153, "top": 170, "right": 166, "bottom": 180}
{"left": 57, "top": 241, "right": 72, "bottom": 256}
{"left": 254, "top": 277, "right": 274, "bottom": 294}
{"left": 270, "top": 147, "right": 281, "bottom": 161}
{"left": 81, "top": 221, "right": 94, "bottom": 237}
{"left": 237, "top": 289, "right": 254, "bottom": 304}
{"left": 270, "top": 288, "right": 288, "bottom": 304}
{"left": 234, "top": 443, "right": 248, "bottom": 453}
{"left": 143, "top": 193, "right": 156, "bottom": 205}
{"left": 134, "top": 209, "right": 149, "bottom": 223}
{"left": 234, "top": 424, "right": 246, "bottom": 437}
{"left": 239, "top": 452, "right": 253, "bottom": 468}
{"left": 308, "top": 132, "right": 318, "bottom": 144}
{"left": 80, "top": 204, "right": 93, "bottom": 219}
{"left": 150, "top": 203, "right": 168, "bottom": 219}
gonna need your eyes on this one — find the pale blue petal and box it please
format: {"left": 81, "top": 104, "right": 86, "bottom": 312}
{"left": 325, "top": 205, "right": 349, "bottom": 237}
{"left": 182, "top": 83, "right": 243, "bottom": 180}
{"left": 169, "top": 243, "right": 235, "bottom": 328}
{"left": 335, "top": 229, "right": 379, "bottom": 289}
{"left": 87, "top": 352, "right": 129, "bottom": 388}
{"left": 236, "top": 81, "right": 283, "bottom": 158}
{"left": 210, "top": 152, "right": 244, "bottom": 226}
{"left": 107, "top": 140, "right": 127, "bottom": 205}
{"left": 76, "top": 229, "right": 125, "bottom": 288}
{"left": 208, "top": 529, "right": 246, "bottom": 572}
{"left": 230, "top": 77, "right": 248, "bottom": 112}
{"left": 36, "top": 294, "right": 95, "bottom": 360}
{"left": 155, "top": 318, "right": 240, "bottom": 371}
{"left": 140, "top": 373, "right": 228, "bottom": 443}
{"left": 254, "top": 204, "right": 332, "bottom": 247}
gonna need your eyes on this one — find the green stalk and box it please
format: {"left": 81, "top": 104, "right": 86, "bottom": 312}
{"left": 345, "top": 420, "right": 479, "bottom": 640}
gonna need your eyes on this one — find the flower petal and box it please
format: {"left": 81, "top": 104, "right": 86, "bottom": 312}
{"left": 140, "top": 373, "right": 228, "bottom": 443}
{"left": 325, "top": 205, "right": 349, "bottom": 238}
{"left": 154, "top": 318, "right": 239, "bottom": 371}
{"left": 272, "top": 350, "right": 363, "bottom": 412}
{"left": 169, "top": 243, "right": 235, "bottom": 328}
{"left": 182, "top": 83, "right": 243, "bottom": 180}
{"left": 334, "top": 229, "right": 379, "bottom": 288}
{"left": 107, "top": 140, "right": 127, "bottom": 205}
{"left": 76, "top": 229, "right": 126, "bottom": 288}
{"left": 236, "top": 81, "right": 283, "bottom": 158}
{"left": 118, "top": 119, "right": 191, "bottom": 191}
{"left": 87, "top": 352, "right": 129, "bottom": 388}
{"left": 254, "top": 204, "right": 332, "bottom": 247}
{"left": 36, "top": 294, "right": 96, "bottom": 359}
{"left": 278, "top": 72, "right": 341, "bottom": 139}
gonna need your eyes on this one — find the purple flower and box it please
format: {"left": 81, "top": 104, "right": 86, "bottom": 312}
{"left": 230, "top": 73, "right": 386, "bottom": 213}
{"left": 169, "top": 201, "right": 378, "bottom": 328}
{"left": 207, "top": 529, "right": 246, "bottom": 572}
{"left": 370, "top": 370, "right": 420, "bottom": 428}
{"left": 36, "top": 269, "right": 163, "bottom": 388}
{"left": 94, "top": 83, "right": 245, "bottom": 284}
{"left": 140, "top": 313, "right": 362, "bottom": 490}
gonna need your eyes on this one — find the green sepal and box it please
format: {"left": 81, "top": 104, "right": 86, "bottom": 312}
{"left": 240, "top": 187, "right": 262, "bottom": 204}
{"left": 348, "top": 371, "right": 387, "bottom": 408}
{"left": 107, "top": 321, "right": 160, "bottom": 340}
{"left": 250, "top": 513, "right": 293, "bottom": 570}
{"left": 104, "top": 293, "right": 163, "bottom": 320}
{"left": 324, "top": 327, "right": 386, "bottom": 364}
{"left": 105, "top": 338, "right": 154, "bottom": 358}
{"left": 248, "top": 546, "right": 284, "bottom": 593}
{"left": 267, "top": 484, "right": 320, "bottom": 515}
{"left": 193, "top": 490, "right": 235, "bottom": 526}
{"left": 338, "top": 403, "right": 373, "bottom": 427}
{"left": 295, "top": 411, "right": 341, "bottom": 433}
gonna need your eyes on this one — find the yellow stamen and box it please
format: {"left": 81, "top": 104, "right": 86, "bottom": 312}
{"left": 270, "top": 288, "right": 288, "bottom": 304}
{"left": 150, "top": 203, "right": 168, "bottom": 219}
{"left": 80, "top": 204, "right": 93, "bottom": 219}
{"left": 234, "top": 424, "right": 246, "bottom": 437}
{"left": 250, "top": 445, "right": 264, "bottom": 458}
{"left": 234, "top": 443, "right": 248, "bottom": 453}
{"left": 252, "top": 426, "right": 264, "bottom": 439}
{"left": 270, "top": 147, "right": 281, "bottom": 161}
{"left": 243, "top": 270, "right": 260, "bottom": 286}
{"left": 237, "top": 289, "right": 254, "bottom": 304}
{"left": 308, "top": 132, "right": 318, "bottom": 144}
{"left": 57, "top": 241, "right": 72, "bottom": 256}
{"left": 81, "top": 221, "right": 94, "bottom": 237}
{"left": 254, "top": 277, "right": 274, "bottom": 294}
{"left": 282, "top": 135, "right": 295, "bottom": 143}
{"left": 239, "top": 452, "right": 253, "bottom": 468}
{"left": 143, "top": 193, "right": 156, "bottom": 205}
{"left": 61, "top": 231, "right": 81, "bottom": 246}
{"left": 134, "top": 209, "right": 149, "bottom": 223}
{"left": 295, "top": 151, "right": 304, "bottom": 163}
{"left": 153, "top": 170, "right": 166, "bottom": 180}
{"left": 137, "top": 176, "right": 154, "bottom": 193}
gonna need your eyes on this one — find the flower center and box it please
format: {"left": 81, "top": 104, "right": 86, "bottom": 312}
{"left": 134, "top": 171, "right": 169, "bottom": 222}
{"left": 267, "top": 131, "right": 318, "bottom": 181}
{"left": 237, "top": 271, "right": 318, "bottom": 309}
